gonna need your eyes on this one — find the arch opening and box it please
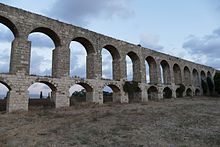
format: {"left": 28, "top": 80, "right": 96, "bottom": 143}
{"left": 103, "top": 84, "right": 120, "bottom": 103}
{"left": 0, "top": 23, "right": 14, "bottom": 73}
{"left": 69, "top": 83, "right": 93, "bottom": 105}
{"left": 70, "top": 41, "right": 87, "bottom": 78}
{"left": 173, "top": 64, "right": 182, "bottom": 85}
{"left": 102, "top": 45, "right": 120, "bottom": 80}
{"left": 163, "top": 87, "right": 172, "bottom": 99}
{"left": 30, "top": 27, "right": 61, "bottom": 47}
{"left": 28, "top": 82, "right": 56, "bottom": 109}
{"left": 147, "top": 86, "right": 158, "bottom": 100}
{"left": 126, "top": 52, "right": 141, "bottom": 82}
{"left": 195, "top": 89, "right": 200, "bottom": 96}
{"left": 186, "top": 88, "right": 192, "bottom": 97}
{"left": 127, "top": 52, "right": 141, "bottom": 82}
{"left": 146, "top": 56, "right": 157, "bottom": 84}
{"left": 161, "top": 60, "right": 171, "bottom": 84}
{"left": 176, "top": 88, "right": 183, "bottom": 98}
{"left": 126, "top": 55, "right": 133, "bottom": 81}
{"left": 70, "top": 37, "right": 95, "bottom": 79}
{"left": 184, "top": 66, "right": 191, "bottom": 86}
{"left": 0, "top": 16, "right": 18, "bottom": 37}
{"left": 193, "top": 69, "right": 200, "bottom": 87}
{"left": 0, "top": 81, "right": 10, "bottom": 111}
{"left": 28, "top": 32, "right": 55, "bottom": 76}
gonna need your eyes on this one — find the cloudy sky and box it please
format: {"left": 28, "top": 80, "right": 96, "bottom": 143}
{"left": 0, "top": 0, "right": 220, "bottom": 97}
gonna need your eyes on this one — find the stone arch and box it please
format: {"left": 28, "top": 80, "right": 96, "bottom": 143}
{"left": 186, "top": 88, "right": 193, "bottom": 97}
{"left": 163, "top": 87, "right": 172, "bottom": 99}
{"left": 70, "top": 37, "right": 95, "bottom": 79}
{"left": 30, "top": 27, "right": 61, "bottom": 47}
{"left": 193, "top": 69, "right": 200, "bottom": 87}
{"left": 207, "top": 71, "right": 212, "bottom": 78}
{"left": 72, "top": 37, "right": 95, "bottom": 54}
{"left": 28, "top": 80, "right": 57, "bottom": 108}
{"left": 195, "top": 89, "right": 200, "bottom": 96}
{"left": 147, "top": 86, "right": 158, "bottom": 100}
{"left": 101, "top": 45, "right": 121, "bottom": 80}
{"left": 69, "top": 81, "right": 94, "bottom": 105}
{"left": 160, "top": 60, "right": 171, "bottom": 84}
{"left": 0, "top": 15, "right": 19, "bottom": 37}
{"left": 103, "top": 83, "right": 121, "bottom": 103}
{"left": 0, "top": 80, "right": 11, "bottom": 111}
{"left": 201, "top": 70, "right": 206, "bottom": 81}
{"left": 184, "top": 66, "right": 191, "bottom": 86}
{"left": 173, "top": 63, "right": 182, "bottom": 85}
{"left": 126, "top": 51, "right": 141, "bottom": 82}
{"left": 176, "top": 88, "right": 183, "bottom": 98}
{"left": 146, "top": 56, "right": 158, "bottom": 84}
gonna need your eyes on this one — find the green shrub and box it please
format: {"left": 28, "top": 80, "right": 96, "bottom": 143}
{"left": 214, "top": 71, "right": 220, "bottom": 94}
{"left": 207, "top": 77, "right": 214, "bottom": 93}
{"left": 201, "top": 79, "right": 208, "bottom": 94}
{"left": 123, "top": 81, "right": 139, "bottom": 93}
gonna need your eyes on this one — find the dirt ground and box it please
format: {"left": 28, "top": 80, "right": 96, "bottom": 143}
{"left": 0, "top": 97, "right": 220, "bottom": 147}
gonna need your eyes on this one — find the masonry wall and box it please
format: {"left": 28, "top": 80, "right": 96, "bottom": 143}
{"left": 0, "top": 3, "right": 216, "bottom": 112}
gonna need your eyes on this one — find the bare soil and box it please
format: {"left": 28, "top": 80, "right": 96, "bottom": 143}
{"left": 0, "top": 97, "right": 220, "bottom": 147}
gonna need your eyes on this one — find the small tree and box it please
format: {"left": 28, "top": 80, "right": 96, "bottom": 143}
{"left": 207, "top": 77, "right": 214, "bottom": 94}
{"left": 214, "top": 71, "right": 220, "bottom": 94}
{"left": 201, "top": 79, "right": 208, "bottom": 95}
{"left": 123, "top": 81, "right": 139, "bottom": 93}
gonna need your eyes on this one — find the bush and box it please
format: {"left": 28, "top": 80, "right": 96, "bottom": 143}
{"left": 214, "top": 71, "right": 220, "bottom": 94}
{"left": 179, "top": 84, "right": 185, "bottom": 93}
{"left": 201, "top": 79, "right": 208, "bottom": 94}
{"left": 207, "top": 77, "right": 214, "bottom": 93}
{"left": 123, "top": 81, "right": 140, "bottom": 93}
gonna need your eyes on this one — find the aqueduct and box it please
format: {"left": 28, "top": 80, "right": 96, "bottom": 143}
{"left": 0, "top": 3, "right": 216, "bottom": 112}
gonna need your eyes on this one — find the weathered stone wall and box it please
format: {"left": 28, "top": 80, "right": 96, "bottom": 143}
{"left": 0, "top": 3, "right": 216, "bottom": 112}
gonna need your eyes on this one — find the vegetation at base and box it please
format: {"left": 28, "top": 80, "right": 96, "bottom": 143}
{"left": 179, "top": 84, "right": 186, "bottom": 93}
{"left": 201, "top": 80, "right": 208, "bottom": 95}
{"left": 214, "top": 71, "right": 220, "bottom": 94}
{"left": 123, "top": 81, "right": 140, "bottom": 93}
{"left": 207, "top": 77, "right": 214, "bottom": 93}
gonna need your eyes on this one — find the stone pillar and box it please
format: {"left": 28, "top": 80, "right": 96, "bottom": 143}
{"left": 87, "top": 53, "right": 100, "bottom": 79}
{"left": 158, "top": 86, "right": 164, "bottom": 100}
{"left": 141, "top": 89, "right": 148, "bottom": 102}
{"left": 156, "top": 61, "right": 162, "bottom": 84}
{"left": 54, "top": 91, "right": 70, "bottom": 108}
{"left": 120, "top": 91, "right": 129, "bottom": 103}
{"left": 120, "top": 57, "right": 127, "bottom": 81}
{"left": 52, "top": 46, "right": 70, "bottom": 78}
{"left": 10, "top": 37, "right": 31, "bottom": 75}
{"left": 113, "top": 59, "right": 122, "bottom": 80}
{"left": 7, "top": 89, "right": 28, "bottom": 112}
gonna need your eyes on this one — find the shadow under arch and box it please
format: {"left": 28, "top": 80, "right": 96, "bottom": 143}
{"left": 186, "top": 88, "right": 193, "bottom": 97}
{"left": 173, "top": 63, "right": 182, "bottom": 85}
{"left": 147, "top": 86, "right": 158, "bottom": 100}
{"left": 163, "top": 87, "right": 172, "bottom": 99}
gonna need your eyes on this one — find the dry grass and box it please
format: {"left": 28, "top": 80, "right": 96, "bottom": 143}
{"left": 0, "top": 97, "right": 220, "bottom": 147}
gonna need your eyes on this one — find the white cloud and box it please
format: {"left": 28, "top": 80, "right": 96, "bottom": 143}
{"left": 139, "top": 33, "right": 164, "bottom": 51}
{"left": 47, "top": 0, "right": 134, "bottom": 26}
